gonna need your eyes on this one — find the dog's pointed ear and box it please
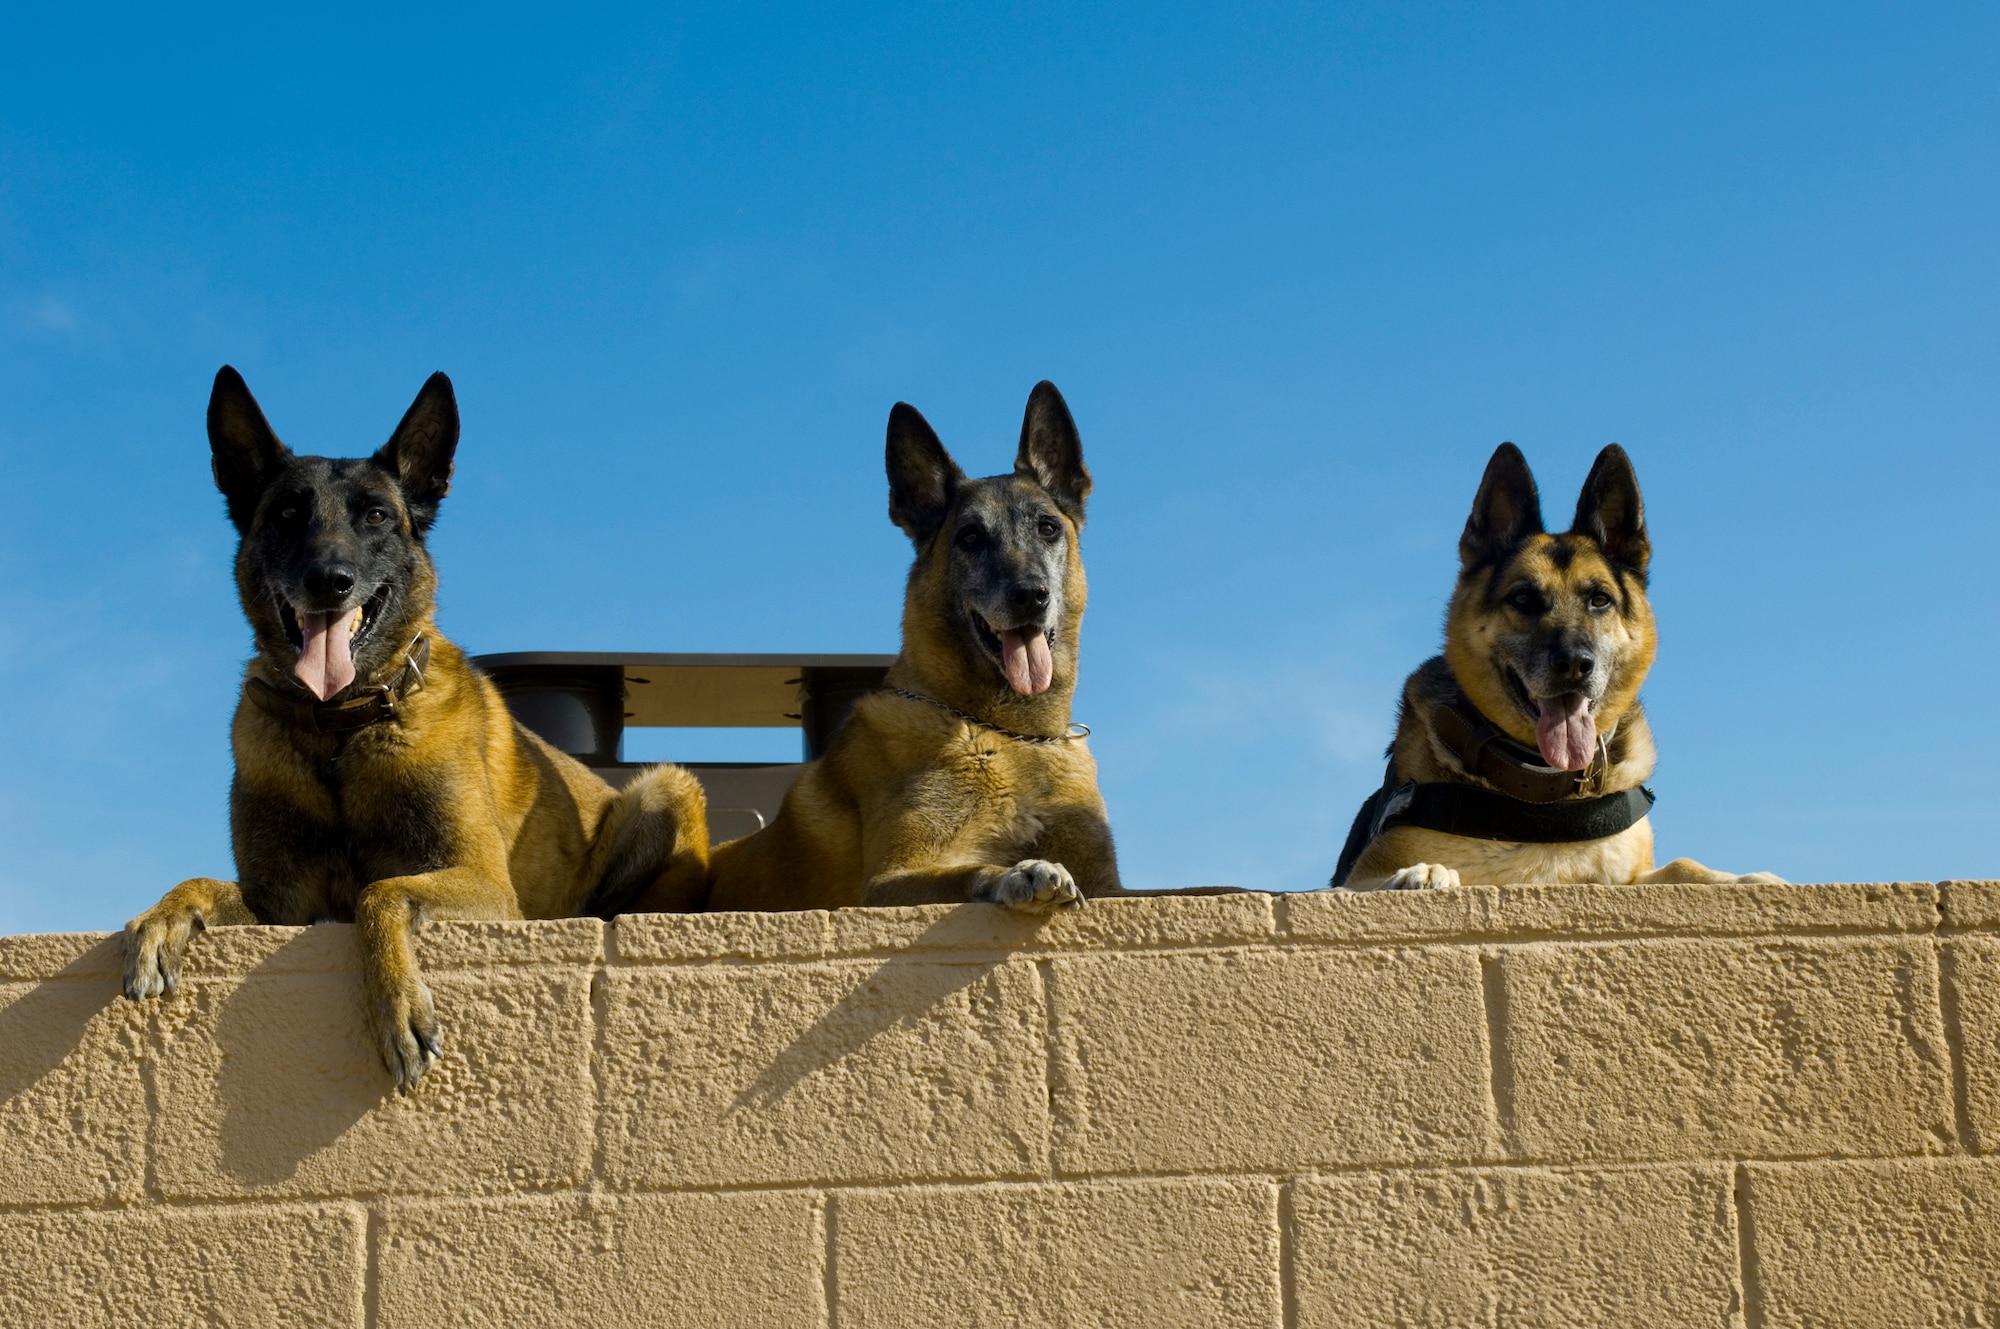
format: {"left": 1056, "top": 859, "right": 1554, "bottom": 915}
{"left": 886, "top": 402, "right": 964, "bottom": 547}
{"left": 1459, "top": 442, "right": 1544, "bottom": 571}
{"left": 372, "top": 372, "right": 459, "bottom": 537}
{"left": 207, "top": 366, "right": 293, "bottom": 532}
{"left": 1572, "top": 443, "right": 1650, "bottom": 578}
{"left": 1014, "top": 381, "right": 1091, "bottom": 525}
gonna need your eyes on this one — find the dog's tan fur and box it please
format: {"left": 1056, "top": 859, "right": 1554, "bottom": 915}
{"left": 697, "top": 383, "right": 1121, "bottom": 913}
{"left": 1345, "top": 443, "right": 1782, "bottom": 891}
{"left": 124, "top": 369, "right": 707, "bottom": 1091}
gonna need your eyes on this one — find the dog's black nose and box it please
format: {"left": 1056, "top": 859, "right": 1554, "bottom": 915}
{"left": 305, "top": 563, "right": 357, "bottom": 601}
{"left": 1551, "top": 646, "right": 1595, "bottom": 681}
{"left": 1009, "top": 583, "right": 1051, "bottom": 613}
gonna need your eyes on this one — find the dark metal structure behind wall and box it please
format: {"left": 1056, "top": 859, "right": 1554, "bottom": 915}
{"left": 471, "top": 652, "right": 897, "bottom": 843}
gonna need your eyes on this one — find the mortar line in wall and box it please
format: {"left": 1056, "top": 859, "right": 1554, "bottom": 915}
{"left": 362, "top": 1203, "right": 383, "bottom": 1329}
{"left": 140, "top": 1003, "right": 163, "bottom": 1203}
{"left": 1478, "top": 950, "right": 1518, "bottom": 1158}
{"left": 822, "top": 1190, "right": 841, "bottom": 1329}
{"left": 592, "top": 923, "right": 1945, "bottom": 972}
{"left": 1732, "top": 1163, "right": 1767, "bottom": 1329}
{"left": 1035, "top": 958, "right": 1064, "bottom": 1180}
{"left": 1936, "top": 942, "right": 1982, "bottom": 1155}
{"left": 14, "top": 1146, "right": 1966, "bottom": 1223}
{"left": 587, "top": 957, "right": 612, "bottom": 1187}
{"left": 1276, "top": 1179, "right": 1299, "bottom": 1329}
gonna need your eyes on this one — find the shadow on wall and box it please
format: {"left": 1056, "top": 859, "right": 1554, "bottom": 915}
{"left": 728, "top": 906, "right": 1049, "bottom": 1115}
{"left": 0, "top": 940, "right": 127, "bottom": 1106}
{"left": 211, "top": 939, "right": 385, "bottom": 1188}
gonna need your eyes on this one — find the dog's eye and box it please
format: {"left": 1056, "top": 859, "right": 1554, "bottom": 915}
{"left": 1506, "top": 589, "right": 1544, "bottom": 614}
{"left": 278, "top": 506, "right": 299, "bottom": 522}
{"left": 364, "top": 508, "right": 389, "bottom": 527}
{"left": 1587, "top": 589, "right": 1615, "bottom": 611}
{"left": 1037, "top": 517, "right": 1062, "bottom": 542}
{"left": 956, "top": 526, "right": 987, "bottom": 550}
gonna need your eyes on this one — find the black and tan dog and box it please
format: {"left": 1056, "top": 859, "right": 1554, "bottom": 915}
{"left": 1333, "top": 442, "right": 1782, "bottom": 891}
{"left": 124, "top": 367, "right": 708, "bottom": 1091}
{"left": 692, "top": 382, "right": 1121, "bottom": 913}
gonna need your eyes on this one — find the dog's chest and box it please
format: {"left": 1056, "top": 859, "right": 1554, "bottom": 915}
{"left": 909, "top": 738, "right": 1061, "bottom": 852}
{"left": 303, "top": 740, "right": 457, "bottom": 877}
{"left": 1394, "top": 819, "right": 1655, "bottom": 885}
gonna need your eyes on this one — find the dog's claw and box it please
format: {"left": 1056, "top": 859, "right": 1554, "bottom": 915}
{"left": 989, "top": 859, "right": 1085, "bottom": 914}
{"left": 372, "top": 975, "right": 443, "bottom": 1094}
{"left": 1384, "top": 863, "right": 1461, "bottom": 891}
{"left": 123, "top": 908, "right": 199, "bottom": 1003}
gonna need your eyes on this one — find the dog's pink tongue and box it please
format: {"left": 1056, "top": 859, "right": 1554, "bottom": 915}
{"left": 1535, "top": 694, "right": 1597, "bottom": 771}
{"left": 1000, "top": 628, "right": 1054, "bottom": 696}
{"left": 294, "top": 608, "right": 361, "bottom": 701}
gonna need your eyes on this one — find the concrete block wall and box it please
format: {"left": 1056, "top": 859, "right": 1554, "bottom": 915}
{"left": 2, "top": 880, "right": 1997, "bottom": 1326}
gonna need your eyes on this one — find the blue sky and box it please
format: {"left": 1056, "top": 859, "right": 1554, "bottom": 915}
{"left": 2, "top": 3, "right": 1995, "bottom": 934}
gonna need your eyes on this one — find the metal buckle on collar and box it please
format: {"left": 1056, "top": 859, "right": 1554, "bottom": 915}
{"left": 1372, "top": 781, "right": 1417, "bottom": 839}
{"left": 1577, "top": 733, "right": 1613, "bottom": 797}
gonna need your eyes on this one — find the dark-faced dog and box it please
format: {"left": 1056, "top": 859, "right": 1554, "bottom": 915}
{"left": 698, "top": 381, "right": 1121, "bottom": 912}
{"left": 1333, "top": 442, "right": 1783, "bottom": 891}
{"left": 123, "top": 367, "right": 709, "bottom": 1091}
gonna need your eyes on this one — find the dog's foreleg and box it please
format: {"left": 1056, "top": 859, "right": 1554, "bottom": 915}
{"left": 1345, "top": 863, "right": 1464, "bottom": 891}
{"left": 1029, "top": 807, "right": 1124, "bottom": 898}
{"left": 1634, "top": 858, "right": 1788, "bottom": 886}
{"left": 865, "top": 860, "right": 1085, "bottom": 913}
{"left": 355, "top": 868, "right": 518, "bottom": 1094}
{"left": 124, "top": 877, "right": 256, "bottom": 1001}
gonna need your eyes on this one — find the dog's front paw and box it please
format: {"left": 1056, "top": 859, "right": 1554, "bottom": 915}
{"left": 123, "top": 904, "right": 205, "bottom": 1001}
{"left": 1383, "top": 863, "right": 1461, "bottom": 891}
{"left": 1732, "top": 871, "right": 1788, "bottom": 885}
{"left": 988, "top": 859, "right": 1086, "bottom": 914}
{"left": 368, "top": 972, "right": 443, "bottom": 1095}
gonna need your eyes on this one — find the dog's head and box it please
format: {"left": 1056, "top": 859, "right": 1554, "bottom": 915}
{"left": 886, "top": 381, "right": 1091, "bottom": 701}
{"left": 1444, "top": 442, "right": 1657, "bottom": 771}
{"left": 208, "top": 366, "right": 457, "bottom": 701}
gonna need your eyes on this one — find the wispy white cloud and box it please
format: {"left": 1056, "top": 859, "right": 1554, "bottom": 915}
{"left": 12, "top": 293, "right": 81, "bottom": 337}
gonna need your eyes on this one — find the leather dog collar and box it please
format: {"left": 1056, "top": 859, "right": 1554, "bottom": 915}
{"left": 245, "top": 634, "right": 431, "bottom": 735}
{"left": 1432, "top": 694, "right": 1609, "bottom": 803}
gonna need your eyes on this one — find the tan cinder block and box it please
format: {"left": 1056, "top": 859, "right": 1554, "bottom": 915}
{"left": 1745, "top": 1159, "right": 2000, "bottom": 1327}
{"left": 1048, "top": 948, "right": 1494, "bottom": 1173}
{"left": 1292, "top": 1167, "right": 1739, "bottom": 1328}
{"left": 378, "top": 1192, "right": 822, "bottom": 1328}
{"left": 600, "top": 958, "right": 1050, "bottom": 1187}
{"left": 1948, "top": 937, "right": 2000, "bottom": 1153}
{"left": 616, "top": 908, "right": 836, "bottom": 963}
{"left": 151, "top": 968, "right": 593, "bottom": 1198}
{"left": 1941, "top": 879, "right": 2000, "bottom": 930}
{"left": 182, "top": 918, "right": 605, "bottom": 980}
{"left": 1280, "top": 885, "right": 1500, "bottom": 942}
{"left": 618, "top": 895, "right": 1278, "bottom": 966}
{"left": 0, "top": 975, "right": 149, "bottom": 1204}
{"left": 835, "top": 1179, "right": 1279, "bottom": 1329}
{"left": 0, "top": 1202, "right": 364, "bottom": 1328}
{"left": 824, "top": 893, "right": 1277, "bottom": 955}
{"left": 0, "top": 931, "right": 121, "bottom": 981}
{"left": 1492, "top": 880, "right": 1938, "bottom": 939}
{"left": 1501, "top": 938, "right": 1956, "bottom": 1161}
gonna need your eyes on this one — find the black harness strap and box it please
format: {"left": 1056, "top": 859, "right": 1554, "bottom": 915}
{"left": 1330, "top": 760, "right": 1656, "bottom": 889}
